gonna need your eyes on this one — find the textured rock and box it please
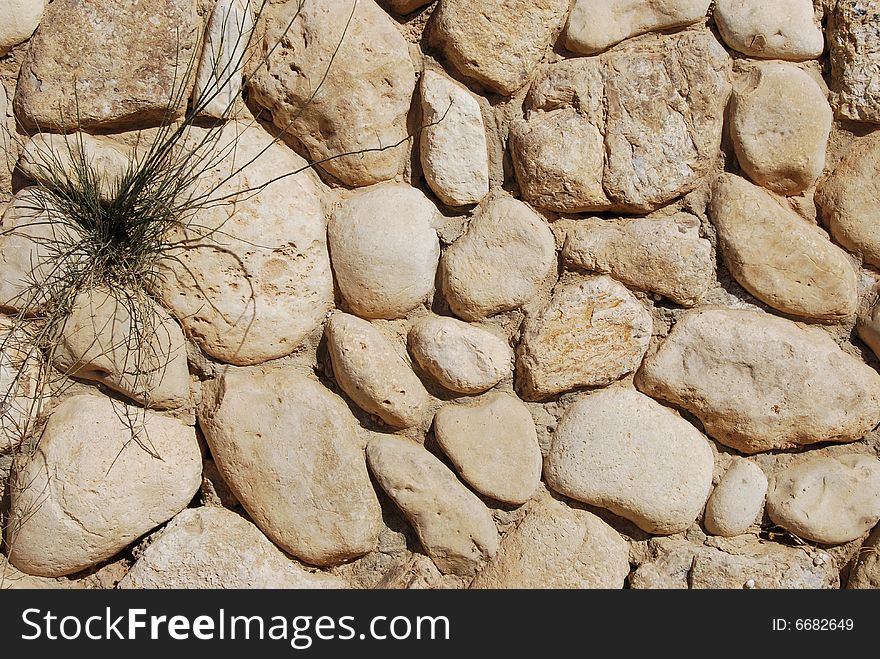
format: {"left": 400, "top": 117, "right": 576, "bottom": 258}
{"left": 516, "top": 277, "right": 652, "bottom": 401}
{"left": 829, "top": 0, "right": 880, "bottom": 123}
{"left": 710, "top": 174, "right": 858, "bottom": 320}
{"left": 366, "top": 435, "right": 499, "bottom": 577}
{"left": 14, "top": 0, "right": 199, "bottom": 131}
{"left": 545, "top": 387, "right": 714, "bottom": 534}
{"left": 119, "top": 507, "right": 346, "bottom": 589}
{"left": 714, "top": 0, "right": 824, "bottom": 61}
{"left": 562, "top": 214, "right": 713, "bottom": 307}
{"left": 408, "top": 317, "right": 511, "bottom": 395}
{"left": 848, "top": 525, "right": 880, "bottom": 589}
{"left": 767, "top": 455, "right": 880, "bottom": 545}
{"left": 0, "top": 0, "right": 47, "bottom": 55}
{"left": 0, "top": 557, "right": 82, "bottom": 589}
{"left": 430, "top": 0, "right": 572, "bottom": 95}
{"left": 6, "top": 394, "right": 201, "bottom": 577}
{"left": 199, "top": 366, "right": 382, "bottom": 566}
{"left": 563, "top": 0, "right": 710, "bottom": 55}
{"left": 440, "top": 196, "right": 556, "bottom": 321}
{"left": 328, "top": 184, "right": 440, "bottom": 320}
{"left": 0, "top": 318, "right": 43, "bottom": 453}
{"left": 419, "top": 71, "right": 490, "bottom": 207}
{"left": 704, "top": 459, "right": 768, "bottom": 537}
{"left": 816, "top": 131, "right": 880, "bottom": 267}
{"left": 470, "top": 495, "right": 629, "bottom": 588}
{"left": 387, "top": 1, "right": 434, "bottom": 15}
{"left": 433, "top": 393, "right": 542, "bottom": 505}
{"left": 326, "top": 312, "right": 432, "bottom": 429}
{"left": 249, "top": 0, "right": 415, "bottom": 186}
{"left": 858, "top": 300, "right": 880, "bottom": 359}
{"left": 636, "top": 308, "right": 880, "bottom": 454}
{"left": 154, "top": 122, "right": 333, "bottom": 366}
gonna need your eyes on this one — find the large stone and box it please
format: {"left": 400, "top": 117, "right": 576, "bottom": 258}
{"left": 328, "top": 184, "right": 440, "bottom": 320}
{"left": 433, "top": 393, "right": 542, "bottom": 506}
{"left": 767, "top": 454, "right": 880, "bottom": 545}
{"left": 563, "top": 0, "right": 710, "bottom": 55}
{"left": 408, "top": 316, "right": 511, "bottom": 395}
{"left": 0, "top": 0, "right": 47, "bottom": 55}
{"left": 430, "top": 0, "right": 572, "bottom": 96}
{"left": 704, "top": 458, "right": 768, "bottom": 537}
{"left": 516, "top": 277, "right": 652, "bottom": 401}
{"left": 13, "top": 0, "right": 199, "bottom": 131}
{"left": 6, "top": 394, "right": 201, "bottom": 577}
{"left": 249, "top": 0, "right": 415, "bottom": 186}
{"left": 199, "top": 365, "right": 382, "bottom": 566}
{"left": 710, "top": 174, "right": 858, "bottom": 321}
{"left": 714, "top": 0, "right": 824, "bottom": 61}
{"left": 636, "top": 308, "right": 880, "bottom": 454}
{"left": 325, "top": 312, "right": 432, "bottom": 430}
{"left": 366, "top": 434, "right": 499, "bottom": 577}
{"left": 545, "top": 387, "right": 714, "bottom": 534}
{"left": 816, "top": 131, "right": 880, "bottom": 267}
{"left": 119, "top": 507, "right": 346, "bottom": 589}
{"left": 0, "top": 317, "right": 43, "bottom": 453}
{"left": 154, "top": 122, "right": 334, "bottom": 366}
{"left": 470, "top": 495, "right": 629, "bottom": 588}
{"left": 848, "top": 525, "right": 880, "bottom": 589}
{"left": 829, "top": 0, "right": 880, "bottom": 123}
{"left": 562, "top": 214, "right": 713, "bottom": 307}
{"left": 440, "top": 196, "right": 556, "bottom": 321}
{"left": 858, "top": 299, "right": 880, "bottom": 359}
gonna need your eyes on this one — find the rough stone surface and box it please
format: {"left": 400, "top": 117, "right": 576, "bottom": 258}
{"left": 328, "top": 184, "right": 440, "bottom": 320}
{"left": 6, "top": 394, "right": 201, "bottom": 577}
{"left": 433, "top": 393, "right": 542, "bottom": 505}
{"left": 848, "top": 525, "right": 880, "bottom": 589}
{"left": 366, "top": 435, "right": 499, "bottom": 577}
{"left": 516, "top": 277, "right": 652, "bottom": 401}
{"left": 0, "top": 318, "right": 43, "bottom": 453}
{"left": 829, "top": 0, "right": 880, "bottom": 123}
{"left": 0, "top": 0, "right": 47, "bottom": 55}
{"left": 249, "top": 0, "right": 415, "bottom": 186}
{"left": 704, "top": 458, "right": 768, "bottom": 537}
{"left": 636, "top": 308, "right": 880, "bottom": 454}
{"left": 857, "top": 299, "right": 880, "bottom": 360}
{"left": 767, "top": 454, "right": 880, "bottom": 545}
{"left": 408, "top": 317, "right": 511, "bottom": 395}
{"left": 562, "top": 214, "right": 713, "bottom": 307}
{"left": 714, "top": 0, "right": 824, "bottom": 61}
{"left": 710, "top": 174, "right": 858, "bottom": 321}
{"left": 440, "top": 196, "right": 556, "bottom": 321}
{"left": 563, "top": 0, "right": 710, "bottom": 55}
{"left": 119, "top": 507, "right": 347, "bottom": 589}
{"left": 387, "top": 1, "right": 434, "bottom": 15}
{"left": 545, "top": 387, "right": 714, "bottom": 534}
{"left": 470, "top": 495, "right": 629, "bottom": 588}
{"left": 13, "top": 0, "right": 199, "bottom": 131}
{"left": 729, "top": 64, "right": 832, "bottom": 195}
{"left": 325, "top": 312, "right": 432, "bottom": 430}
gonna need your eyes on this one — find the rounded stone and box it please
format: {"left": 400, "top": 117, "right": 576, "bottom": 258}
{"left": 714, "top": 0, "right": 824, "bottom": 61}
{"left": 704, "top": 458, "right": 768, "bottom": 537}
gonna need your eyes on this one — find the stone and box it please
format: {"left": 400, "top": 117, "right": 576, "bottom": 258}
{"left": 636, "top": 307, "right": 880, "bottom": 454}
{"left": 704, "top": 458, "right": 768, "bottom": 537}
{"left": 516, "top": 277, "right": 652, "bottom": 401}
{"left": 6, "top": 394, "right": 201, "bottom": 577}
{"left": 325, "top": 312, "right": 432, "bottom": 430}
{"left": 848, "top": 525, "right": 880, "bottom": 589}
{"left": 0, "top": 556, "right": 82, "bottom": 589}
{"left": 0, "top": 0, "right": 47, "bottom": 55}
{"left": 249, "top": 0, "right": 415, "bottom": 186}
{"left": 713, "top": 0, "right": 824, "bottom": 61}
{"left": 730, "top": 64, "right": 832, "bottom": 195}
{"left": 0, "top": 317, "right": 43, "bottom": 453}
{"left": 419, "top": 71, "right": 490, "bottom": 207}
{"left": 766, "top": 454, "right": 880, "bottom": 545}
{"left": 858, "top": 299, "right": 880, "bottom": 359}
{"left": 470, "top": 495, "right": 629, "bottom": 588}
{"left": 119, "top": 507, "right": 346, "bottom": 589}
{"left": 710, "top": 174, "right": 858, "bottom": 321}
{"left": 562, "top": 214, "right": 713, "bottom": 307}
{"left": 433, "top": 393, "right": 542, "bottom": 505}
{"left": 154, "top": 122, "right": 334, "bottom": 366}
{"left": 13, "top": 0, "right": 199, "bottom": 131}
{"left": 408, "top": 316, "right": 511, "bottom": 395}
{"left": 430, "top": 0, "right": 572, "bottom": 96}
{"left": 328, "top": 184, "right": 440, "bottom": 320}
{"left": 0, "top": 85, "right": 8, "bottom": 172}
{"left": 440, "top": 196, "right": 556, "bottom": 321}
{"left": 815, "top": 131, "right": 880, "bottom": 267}
{"left": 545, "top": 387, "right": 714, "bottom": 534}
{"left": 52, "top": 288, "right": 190, "bottom": 410}
{"left": 199, "top": 365, "right": 382, "bottom": 566}
{"left": 366, "top": 434, "right": 499, "bottom": 577}
{"left": 829, "top": 0, "right": 880, "bottom": 123}
{"left": 563, "top": 0, "right": 710, "bottom": 55}
{"left": 387, "top": 1, "right": 434, "bottom": 15}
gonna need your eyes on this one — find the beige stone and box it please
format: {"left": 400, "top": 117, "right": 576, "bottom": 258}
{"left": 0, "top": 556, "right": 82, "bottom": 589}
{"left": 857, "top": 299, "right": 880, "bottom": 359}
{"left": 636, "top": 308, "right": 880, "bottom": 454}
{"left": 714, "top": 0, "right": 824, "bottom": 61}
{"left": 848, "top": 525, "right": 880, "bottom": 589}
{"left": 0, "top": 318, "right": 44, "bottom": 453}
{"left": 829, "top": 0, "right": 880, "bottom": 123}
{"left": 387, "top": 1, "right": 434, "bottom": 14}
{"left": 704, "top": 458, "right": 768, "bottom": 537}
{"left": 0, "top": 0, "right": 48, "bottom": 55}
